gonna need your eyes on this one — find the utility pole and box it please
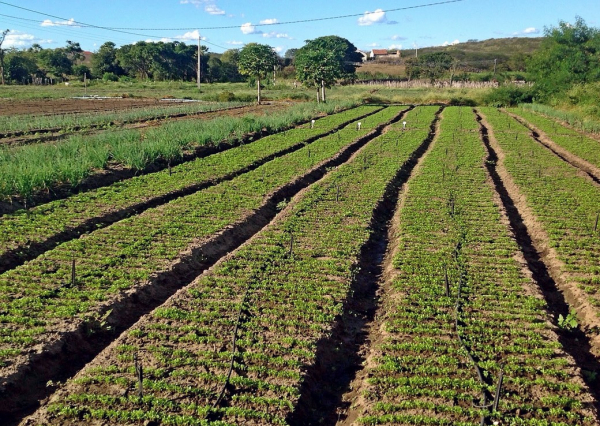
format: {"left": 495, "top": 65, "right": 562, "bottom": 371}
{"left": 0, "top": 29, "right": 10, "bottom": 85}
{"left": 197, "top": 33, "right": 201, "bottom": 89}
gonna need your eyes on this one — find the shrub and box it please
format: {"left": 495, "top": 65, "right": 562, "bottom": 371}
{"left": 102, "top": 72, "right": 119, "bottom": 82}
{"left": 483, "top": 85, "right": 534, "bottom": 107}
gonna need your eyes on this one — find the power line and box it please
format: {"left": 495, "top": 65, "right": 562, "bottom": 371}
{"left": 100, "top": 0, "right": 467, "bottom": 31}
{"left": 0, "top": 0, "right": 465, "bottom": 32}
{"left": 0, "top": 0, "right": 172, "bottom": 39}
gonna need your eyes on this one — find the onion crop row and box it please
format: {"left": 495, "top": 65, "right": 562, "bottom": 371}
{"left": 0, "top": 102, "right": 246, "bottom": 135}
{"left": 0, "top": 100, "right": 357, "bottom": 201}
{"left": 518, "top": 103, "right": 600, "bottom": 134}
{"left": 358, "top": 107, "right": 595, "bottom": 426}
{"left": 0, "top": 105, "right": 383, "bottom": 274}
{"left": 22, "top": 106, "right": 437, "bottom": 426}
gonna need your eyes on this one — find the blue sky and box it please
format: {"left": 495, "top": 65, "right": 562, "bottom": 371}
{"left": 1, "top": 0, "right": 599, "bottom": 54}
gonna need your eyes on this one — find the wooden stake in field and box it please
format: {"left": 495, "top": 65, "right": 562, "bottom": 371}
{"left": 197, "top": 33, "right": 202, "bottom": 89}
{"left": 134, "top": 353, "right": 143, "bottom": 398}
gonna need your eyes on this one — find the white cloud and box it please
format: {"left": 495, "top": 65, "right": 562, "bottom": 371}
{"left": 366, "top": 42, "right": 380, "bottom": 48}
{"left": 442, "top": 39, "right": 460, "bottom": 46}
{"left": 241, "top": 22, "right": 262, "bottom": 35}
{"left": 148, "top": 30, "right": 205, "bottom": 43}
{"left": 180, "top": 0, "right": 225, "bottom": 15}
{"left": 40, "top": 18, "right": 80, "bottom": 27}
{"left": 263, "top": 31, "right": 290, "bottom": 39}
{"left": 523, "top": 27, "right": 539, "bottom": 34}
{"left": 205, "top": 4, "right": 225, "bottom": 15}
{"left": 390, "top": 35, "right": 407, "bottom": 41}
{"left": 227, "top": 40, "right": 244, "bottom": 45}
{"left": 358, "top": 9, "right": 396, "bottom": 26}
{"left": 274, "top": 46, "right": 284, "bottom": 53}
{"left": 260, "top": 18, "right": 278, "bottom": 25}
{"left": 4, "top": 31, "right": 53, "bottom": 48}
{"left": 389, "top": 44, "right": 403, "bottom": 50}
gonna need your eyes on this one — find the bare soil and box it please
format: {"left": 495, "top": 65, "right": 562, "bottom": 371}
{"left": 0, "top": 97, "right": 175, "bottom": 116}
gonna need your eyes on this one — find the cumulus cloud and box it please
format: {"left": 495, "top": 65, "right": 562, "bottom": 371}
{"left": 180, "top": 0, "right": 225, "bottom": 15}
{"left": 4, "top": 31, "right": 52, "bottom": 48}
{"left": 227, "top": 40, "right": 244, "bottom": 45}
{"left": 358, "top": 9, "right": 397, "bottom": 26}
{"left": 263, "top": 31, "right": 290, "bottom": 39}
{"left": 41, "top": 18, "right": 80, "bottom": 27}
{"left": 241, "top": 22, "right": 262, "bottom": 35}
{"left": 260, "top": 18, "right": 278, "bottom": 25}
{"left": 365, "top": 42, "right": 380, "bottom": 48}
{"left": 389, "top": 44, "right": 403, "bottom": 50}
{"left": 390, "top": 35, "right": 407, "bottom": 41}
{"left": 442, "top": 39, "right": 460, "bottom": 46}
{"left": 523, "top": 27, "right": 539, "bottom": 34}
{"left": 274, "top": 46, "right": 284, "bottom": 53}
{"left": 148, "top": 30, "right": 204, "bottom": 43}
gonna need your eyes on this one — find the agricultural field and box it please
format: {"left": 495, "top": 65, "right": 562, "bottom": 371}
{"left": 1, "top": 98, "right": 600, "bottom": 426}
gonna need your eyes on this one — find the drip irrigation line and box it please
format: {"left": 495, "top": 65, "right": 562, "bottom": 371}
{"left": 452, "top": 249, "right": 490, "bottom": 425}
{"left": 212, "top": 281, "right": 252, "bottom": 409}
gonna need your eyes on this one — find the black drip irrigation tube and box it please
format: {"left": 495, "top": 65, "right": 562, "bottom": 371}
{"left": 451, "top": 237, "right": 504, "bottom": 425}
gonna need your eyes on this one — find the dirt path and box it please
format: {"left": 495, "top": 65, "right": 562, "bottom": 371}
{"left": 505, "top": 110, "right": 600, "bottom": 185}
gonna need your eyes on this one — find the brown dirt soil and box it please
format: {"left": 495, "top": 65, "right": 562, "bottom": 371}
{"left": 505, "top": 110, "right": 600, "bottom": 184}
{"left": 0, "top": 97, "right": 178, "bottom": 116}
{"left": 476, "top": 110, "right": 600, "bottom": 352}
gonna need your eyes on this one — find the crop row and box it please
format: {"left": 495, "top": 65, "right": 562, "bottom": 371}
{"left": 357, "top": 107, "right": 595, "bottom": 425}
{"left": 508, "top": 107, "right": 600, "bottom": 170}
{"left": 479, "top": 108, "right": 600, "bottom": 324}
{"left": 20, "top": 106, "right": 440, "bottom": 426}
{"left": 0, "top": 105, "right": 383, "bottom": 274}
{"left": 0, "top": 101, "right": 245, "bottom": 136}
{"left": 519, "top": 103, "right": 600, "bottom": 134}
{"left": 0, "top": 106, "right": 404, "bottom": 414}
{"left": 0, "top": 99, "right": 357, "bottom": 201}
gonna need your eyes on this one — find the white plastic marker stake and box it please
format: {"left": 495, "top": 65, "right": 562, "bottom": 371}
{"left": 357, "top": 122, "right": 362, "bottom": 130}
{"left": 311, "top": 119, "right": 315, "bottom": 129}
{"left": 403, "top": 121, "right": 407, "bottom": 130}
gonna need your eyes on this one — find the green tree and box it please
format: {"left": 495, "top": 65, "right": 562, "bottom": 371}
{"left": 0, "top": 29, "right": 9, "bottom": 84}
{"left": 295, "top": 36, "right": 360, "bottom": 102}
{"left": 220, "top": 49, "right": 243, "bottom": 82}
{"left": 238, "top": 43, "right": 278, "bottom": 104}
{"left": 528, "top": 17, "right": 600, "bottom": 100}
{"left": 407, "top": 52, "right": 453, "bottom": 83}
{"left": 5, "top": 51, "right": 38, "bottom": 83}
{"left": 116, "top": 41, "right": 156, "bottom": 79}
{"left": 207, "top": 55, "right": 223, "bottom": 82}
{"left": 38, "top": 48, "right": 72, "bottom": 80}
{"left": 91, "top": 41, "right": 122, "bottom": 78}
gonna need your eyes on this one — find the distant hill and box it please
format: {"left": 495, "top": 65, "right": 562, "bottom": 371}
{"left": 358, "top": 37, "right": 543, "bottom": 77}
